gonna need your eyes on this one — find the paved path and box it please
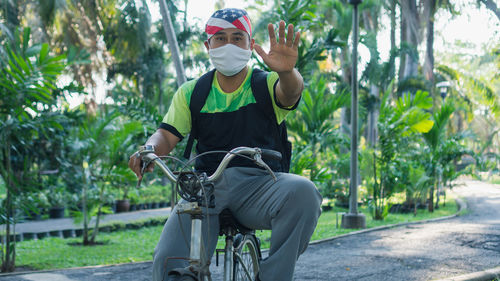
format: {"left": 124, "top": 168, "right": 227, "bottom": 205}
{"left": 0, "top": 180, "right": 499, "bottom": 280}
{"left": 293, "top": 180, "right": 500, "bottom": 280}
{"left": 0, "top": 207, "right": 171, "bottom": 238}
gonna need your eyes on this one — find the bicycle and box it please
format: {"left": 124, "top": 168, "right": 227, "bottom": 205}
{"left": 137, "top": 145, "right": 282, "bottom": 281}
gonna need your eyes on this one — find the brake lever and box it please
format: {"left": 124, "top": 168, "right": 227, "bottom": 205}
{"left": 253, "top": 153, "right": 277, "bottom": 182}
{"left": 136, "top": 154, "right": 151, "bottom": 188}
{"left": 136, "top": 161, "right": 146, "bottom": 188}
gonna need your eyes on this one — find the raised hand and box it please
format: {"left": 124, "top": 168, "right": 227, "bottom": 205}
{"left": 254, "top": 20, "right": 300, "bottom": 73}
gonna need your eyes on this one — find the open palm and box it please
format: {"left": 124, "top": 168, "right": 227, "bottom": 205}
{"left": 254, "top": 20, "right": 300, "bottom": 73}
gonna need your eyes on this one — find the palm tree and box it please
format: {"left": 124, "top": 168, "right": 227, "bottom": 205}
{"left": 0, "top": 28, "right": 68, "bottom": 272}
{"left": 158, "top": 0, "right": 186, "bottom": 86}
{"left": 422, "top": 100, "right": 456, "bottom": 212}
{"left": 477, "top": 0, "right": 500, "bottom": 21}
{"left": 287, "top": 74, "right": 350, "bottom": 182}
{"left": 369, "top": 89, "right": 434, "bottom": 219}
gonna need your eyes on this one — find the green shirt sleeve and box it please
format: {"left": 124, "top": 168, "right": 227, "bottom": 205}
{"left": 161, "top": 79, "right": 197, "bottom": 137}
{"left": 267, "top": 72, "right": 298, "bottom": 124}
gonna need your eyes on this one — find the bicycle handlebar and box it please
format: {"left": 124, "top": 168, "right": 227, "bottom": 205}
{"left": 137, "top": 146, "right": 282, "bottom": 184}
{"left": 260, "top": 149, "right": 283, "bottom": 161}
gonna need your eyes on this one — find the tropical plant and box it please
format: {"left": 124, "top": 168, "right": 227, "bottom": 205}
{"left": 252, "top": 0, "right": 344, "bottom": 80}
{"left": 287, "top": 74, "right": 350, "bottom": 187}
{"left": 0, "top": 27, "right": 68, "bottom": 272}
{"left": 65, "top": 108, "right": 142, "bottom": 245}
{"left": 45, "top": 185, "right": 68, "bottom": 209}
{"left": 421, "top": 100, "right": 471, "bottom": 210}
{"left": 366, "top": 89, "right": 434, "bottom": 220}
{"left": 422, "top": 99, "right": 456, "bottom": 211}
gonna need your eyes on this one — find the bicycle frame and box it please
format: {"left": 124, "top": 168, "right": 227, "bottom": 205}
{"left": 138, "top": 146, "right": 278, "bottom": 281}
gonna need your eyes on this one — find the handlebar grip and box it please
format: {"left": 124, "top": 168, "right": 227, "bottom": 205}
{"left": 261, "top": 149, "right": 282, "bottom": 161}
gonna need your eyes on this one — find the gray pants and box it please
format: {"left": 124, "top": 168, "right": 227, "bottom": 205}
{"left": 152, "top": 167, "right": 322, "bottom": 281}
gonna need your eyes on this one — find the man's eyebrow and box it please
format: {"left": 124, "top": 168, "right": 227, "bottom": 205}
{"left": 213, "top": 30, "right": 245, "bottom": 36}
{"left": 213, "top": 30, "right": 227, "bottom": 36}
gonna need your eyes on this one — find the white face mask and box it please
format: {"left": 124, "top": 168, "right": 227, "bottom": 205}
{"left": 208, "top": 44, "right": 252, "bottom": 77}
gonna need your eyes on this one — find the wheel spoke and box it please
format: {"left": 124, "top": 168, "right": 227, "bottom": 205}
{"left": 234, "top": 236, "right": 260, "bottom": 281}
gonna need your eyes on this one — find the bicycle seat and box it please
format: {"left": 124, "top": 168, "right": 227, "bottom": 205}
{"left": 218, "top": 209, "right": 254, "bottom": 236}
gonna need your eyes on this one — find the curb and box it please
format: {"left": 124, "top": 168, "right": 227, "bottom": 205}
{"left": 0, "top": 197, "right": 471, "bottom": 278}
{"left": 0, "top": 207, "right": 171, "bottom": 243}
{"left": 433, "top": 266, "right": 500, "bottom": 281}
{"left": 0, "top": 215, "right": 170, "bottom": 243}
{"left": 0, "top": 261, "right": 153, "bottom": 278}
{"left": 309, "top": 197, "right": 467, "bottom": 246}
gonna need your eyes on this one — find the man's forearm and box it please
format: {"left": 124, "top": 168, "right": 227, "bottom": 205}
{"left": 277, "top": 69, "right": 304, "bottom": 107}
{"left": 145, "top": 129, "right": 179, "bottom": 156}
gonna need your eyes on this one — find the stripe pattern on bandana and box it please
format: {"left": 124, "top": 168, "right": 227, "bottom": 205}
{"left": 205, "top": 8, "right": 252, "bottom": 39}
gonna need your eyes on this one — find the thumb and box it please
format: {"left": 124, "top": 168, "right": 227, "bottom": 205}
{"left": 253, "top": 44, "right": 268, "bottom": 60}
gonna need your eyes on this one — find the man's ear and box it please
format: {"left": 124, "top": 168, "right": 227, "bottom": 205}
{"left": 250, "top": 38, "right": 255, "bottom": 51}
{"left": 204, "top": 40, "right": 210, "bottom": 51}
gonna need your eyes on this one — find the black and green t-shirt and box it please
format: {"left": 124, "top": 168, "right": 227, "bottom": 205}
{"left": 162, "top": 69, "right": 293, "bottom": 138}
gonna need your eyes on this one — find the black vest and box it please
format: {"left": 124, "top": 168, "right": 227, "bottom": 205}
{"left": 187, "top": 69, "right": 294, "bottom": 174}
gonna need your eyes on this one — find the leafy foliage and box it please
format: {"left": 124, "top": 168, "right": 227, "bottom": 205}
{"left": 0, "top": 27, "right": 69, "bottom": 272}
{"left": 288, "top": 74, "right": 349, "bottom": 196}
{"left": 365, "top": 89, "right": 434, "bottom": 220}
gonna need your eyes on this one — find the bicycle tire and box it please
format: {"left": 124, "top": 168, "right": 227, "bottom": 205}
{"left": 233, "top": 235, "right": 261, "bottom": 281}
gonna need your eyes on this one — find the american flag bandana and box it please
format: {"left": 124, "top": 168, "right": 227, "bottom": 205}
{"left": 205, "top": 8, "right": 252, "bottom": 39}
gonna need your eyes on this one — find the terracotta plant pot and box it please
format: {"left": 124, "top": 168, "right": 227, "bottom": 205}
{"left": 115, "top": 199, "right": 130, "bottom": 213}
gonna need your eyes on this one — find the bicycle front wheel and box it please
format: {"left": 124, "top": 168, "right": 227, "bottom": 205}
{"left": 233, "top": 235, "right": 261, "bottom": 281}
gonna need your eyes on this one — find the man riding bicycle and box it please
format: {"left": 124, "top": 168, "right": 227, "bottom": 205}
{"left": 129, "top": 8, "right": 322, "bottom": 281}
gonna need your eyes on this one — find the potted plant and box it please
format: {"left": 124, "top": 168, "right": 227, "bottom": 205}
{"left": 149, "top": 184, "right": 165, "bottom": 209}
{"left": 21, "top": 191, "right": 50, "bottom": 220}
{"left": 330, "top": 179, "right": 350, "bottom": 209}
{"left": 111, "top": 166, "right": 136, "bottom": 213}
{"left": 159, "top": 184, "right": 171, "bottom": 208}
{"left": 46, "top": 186, "right": 67, "bottom": 219}
{"left": 128, "top": 189, "right": 139, "bottom": 211}
{"left": 115, "top": 196, "right": 131, "bottom": 213}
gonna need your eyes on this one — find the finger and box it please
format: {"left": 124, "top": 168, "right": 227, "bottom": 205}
{"left": 293, "top": 31, "right": 301, "bottom": 50}
{"left": 128, "top": 157, "right": 142, "bottom": 178}
{"left": 267, "top": 23, "right": 277, "bottom": 47}
{"left": 286, "top": 24, "right": 295, "bottom": 47}
{"left": 147, "top": 163, "right": 155, "bottom": 173}
{"left": 278, "top": 20, "right": 286, "bottom": 45}
{"left": 253, "top": 44, "right": 268, "bottom": 60}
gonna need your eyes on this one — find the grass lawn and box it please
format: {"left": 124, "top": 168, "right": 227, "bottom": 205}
{"left": 15, "top": 194, "right": 459, "bottom": 270}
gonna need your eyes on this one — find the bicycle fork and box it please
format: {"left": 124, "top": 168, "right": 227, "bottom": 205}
{"left": 190, "top": 217, "right": 203, "bottom": 263}
{"left": 176, "top": 202, "right": 211, "bottom": 281}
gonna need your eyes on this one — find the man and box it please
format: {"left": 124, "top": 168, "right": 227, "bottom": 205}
{"left": 129, "top": 8, "right": 322, "bottom": 281}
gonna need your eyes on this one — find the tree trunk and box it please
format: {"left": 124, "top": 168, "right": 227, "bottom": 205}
{"left": 478, "top": 0, "right": 500, "bottom": 21}
{"left": 158, "top": 0, "right": 187, "bottom": 87}
{"left": 367, "top": 85, "right": 379, "bottom": 146}
{"left": 428, "top": 180, "right": 435, "bottom": 212}
{"left": 1, "top": 143, "right": 15, "bottom": 273}
{"left": 82, "top": 172, "right": 89, "bottom": 245}
{"left": 400, "top": 0, "right": 419, "bottom": 79}
{"left": 361, "top": 9, "right": 380, "bottom": 147}
{"left": 390, "top": 0, "right": 397, "bottom": 52}
{"left": 90, "top": 187, "right": 105, "bottom": 243}
{"left": 424, "top": 0, "right": 436, "bottom": 106}
{"left": 398, "top": 4, "right": 407, "bottom": 81}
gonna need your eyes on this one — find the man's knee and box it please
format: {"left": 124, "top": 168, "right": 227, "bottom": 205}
{"left": 283, "top": 175, "right": 322, "bottom": 214}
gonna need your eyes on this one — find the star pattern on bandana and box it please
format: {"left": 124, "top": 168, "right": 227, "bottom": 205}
{"left": 205, "top": 8, "right": 252, "bottom": 39}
